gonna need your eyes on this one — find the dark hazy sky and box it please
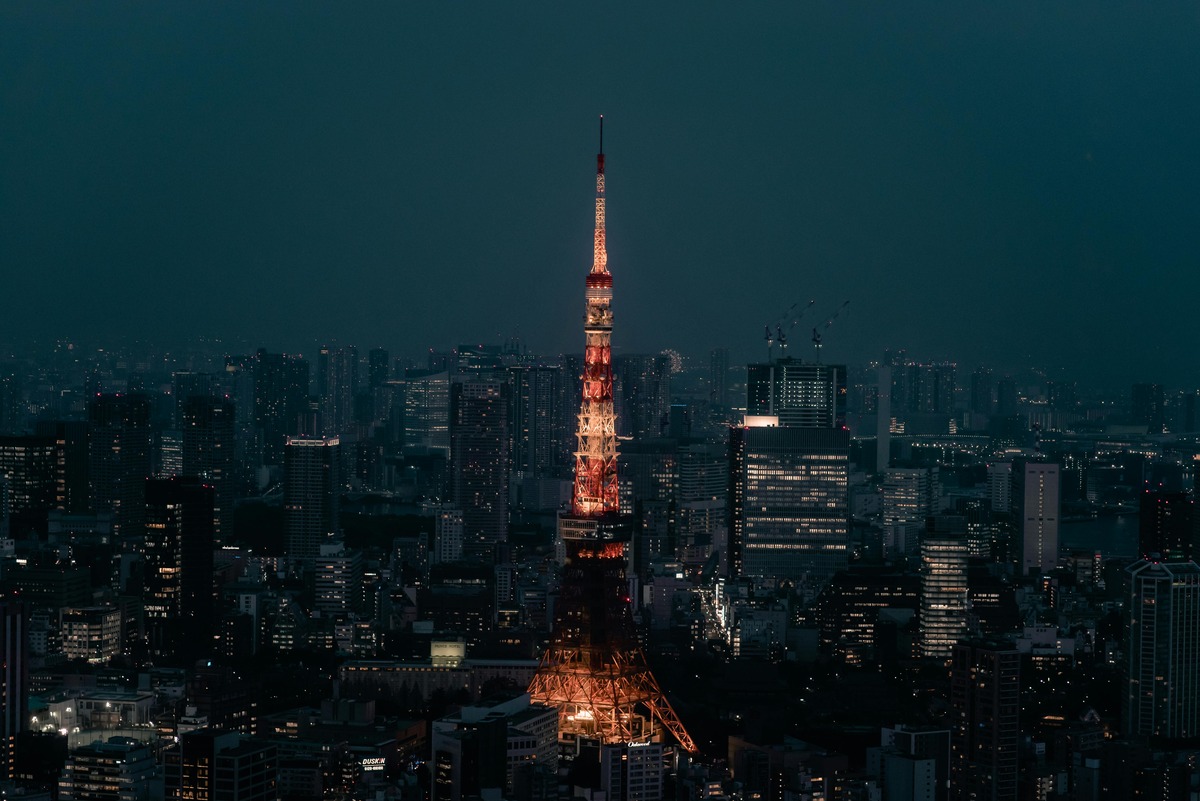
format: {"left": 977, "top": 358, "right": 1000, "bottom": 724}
{"left": 2, "top": 3, "right": 1198, "bottom": 386}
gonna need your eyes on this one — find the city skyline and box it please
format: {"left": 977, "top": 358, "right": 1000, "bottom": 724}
{"left": 2, "top": 4, "right": 1199, "bottom": 388}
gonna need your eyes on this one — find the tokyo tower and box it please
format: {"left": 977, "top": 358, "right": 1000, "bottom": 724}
{"left": 527, "top": 118, "right": 696, "bottom": 754}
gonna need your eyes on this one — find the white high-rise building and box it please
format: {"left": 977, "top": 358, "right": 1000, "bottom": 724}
{"left": 1016, "top": 462, "right": 1059, "bottom": 575}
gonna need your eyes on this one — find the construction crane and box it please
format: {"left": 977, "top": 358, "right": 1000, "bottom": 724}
{"left": 763, "top": 299, "right": 815, "bottom": 361}
{"left": 812, "top": 300, "right": 850, "bottom": 363}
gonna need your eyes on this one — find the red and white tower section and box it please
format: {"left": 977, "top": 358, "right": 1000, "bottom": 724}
{"left": 573, "top": 119, "right": 618, "bottom": 517}
{"left": 528, "top": 119, "right": 696, "bottom": 755}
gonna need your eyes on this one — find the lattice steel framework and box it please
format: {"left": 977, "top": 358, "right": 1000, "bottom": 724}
{"left": 528, "top": 120, "right": 696, "bottom": 755}
{"left": 572, "top": 116, "right": 618, "bottom": 517}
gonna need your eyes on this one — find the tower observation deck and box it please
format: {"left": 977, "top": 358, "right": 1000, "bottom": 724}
{"left": 526, "top": 119, "right": 696, "bottom": 755}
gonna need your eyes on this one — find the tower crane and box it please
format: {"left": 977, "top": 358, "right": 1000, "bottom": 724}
{"left": 812, "top": 300, "right": 850, "bottom": 363}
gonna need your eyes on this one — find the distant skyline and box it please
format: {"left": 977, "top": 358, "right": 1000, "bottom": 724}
{"left": 2, "top": 4, "right": 1198, "bottom": 389}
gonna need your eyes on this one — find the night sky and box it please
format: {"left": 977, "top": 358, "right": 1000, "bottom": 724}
{"left": 2, "top": 3, "right": 1198, "bottom": 387}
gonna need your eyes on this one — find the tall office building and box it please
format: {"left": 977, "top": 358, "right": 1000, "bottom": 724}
{"left": 730, "top": 423, "right": 850, "bottom": 590}
{"left": 746, "top": 359, "right": 846, "bottom": 429}
{"left": 144, "top": 477, "right": 215, "bottom": 660}
{"left": 316, "top": 345, "right": 359, "bottom": 437}
{"left": 1013, "top": 461, "right": 1060, "bottom": 575}
{"left": 0, "top": 436, "right": 63, "bottom": 520}
{"left": 252, "top": 350, "right": 309, "bottom": 465}
{"left": 0, "top": 601, "right": 25, "bottom": 780}
{"left": 283, "top": 437, "right": 340, "bottom": 563}
{"left": 919, "top": 534, "right": 969, "bottom": 660}
{"left": 731, "top": 356, "right": 849, "bottom": 590}
{"left": 88, "top": 394, "right": 153, "bottom": 537}
{"left": 182, "top": 396, "right": 237, "bottom": 543}
{"left": 1124, "top": 560, "right": 1200, "bottom": 741}
{"left": 1138, "top": 491, "right": 1194, "bottom": 561}
{"left": 33, "top": 421, "right": 89, "bottom": 514}
{"left": 882, "top": 467, "right": 940, "bottom": 526}
{"left": 403, "top": 369, "right": 451, "bottom": 454}
{"left": 450, "top": 379, "right": 509, "bottom": 559}
{"left": 950, "top": 640, "right": 1020, "bottom": 801}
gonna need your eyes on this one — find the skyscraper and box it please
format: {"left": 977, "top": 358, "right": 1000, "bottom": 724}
{"left": 746, "top": 359, "right": 846, "bottom": 429}
{"left": 88, "top": 394, "right": 153, "bottom": 537}
{"left": 252, "top": 350, "right": 309, "bottom": 465}
{"left": 919, "top": 534, "right": 969, "bottom": 660}
{"left": 1013, "top": 461, "right": 1060, "bottom": 575}
{"left": 1124, "top": 560, "right": 1200, "bottom": 741}
{"left": 182, "top": 396, "right": 236, "bottom": 543}
{"left": 316, "top": 345, "right": 359, "bottom": 437}
{"left": 729, "top": 424, "right": 850, "bottom": 590}
{"left": 450, "top": 379, "right": 509, "bottom": 558}
{"left": 709, "top": 347, "right": 730, "bottom": 408}
{"left": 950, "top": 640, "right": 1019, "bottom": 801}
{"left": 283, "top": 436, "right": 340, "bottom": 563}
{"left": 144, "top": 477, "right": 215, "bottom": 661}
{"left": 403, "top": 369, "right": 451, "bottom": 455}
{"left": 731, "top": 355, "right": 849, "bottom": 591}
{"left": 507, "top": 365, "right": 562, "bottom": 479}
{"left": 615, "top": 354, "right": 671, "bottom": 439}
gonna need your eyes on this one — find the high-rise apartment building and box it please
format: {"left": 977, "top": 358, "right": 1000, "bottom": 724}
{"left": 144, "top": 477, "right": 215, "bottom": 660}
{"left": 1124, "top": 560, "right": 1200, "bottom": 741}
{"left": 283, "top": 437, "right": 340, "bottom": 563}
{"left": 316, "top": 345, "right": 359, "bottom": 437}
{"left": 950, "top": 640, "right": 1019, "bottom": 801}
{"left": 450, "top": 379, "right": 509, "bottom": 559}
{"left": 88, "top": 394, "right": 153, "bottom": 537}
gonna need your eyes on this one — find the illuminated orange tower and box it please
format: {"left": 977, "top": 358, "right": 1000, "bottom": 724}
{"left": 527, "top": 119, "right": 696, "bottom": 754}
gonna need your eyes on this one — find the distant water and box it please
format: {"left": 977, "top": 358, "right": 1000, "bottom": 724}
{"left": 1060, "top": 515, "right": 1139, "bottom": 559}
